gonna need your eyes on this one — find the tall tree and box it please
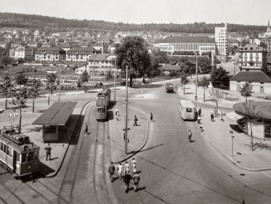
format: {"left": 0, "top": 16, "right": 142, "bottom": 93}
{"left": 209, "top": 88, "right": 224, "bottom": 111}
{"left": 15, "top": 71, "right": 29, "bottom": 85}
{"left": 81, "top": 70, "right": 90, "bottom": 92}
{"left": 240, "top": 82, "right": 253, "bottom": 102}
{"left": 29, "top": 79, "right": 43, "bottom": 113}
{"left": 46, "top": 73, "right": 57, "bottom": 105}
{"left": 211, "top": 66, "right": 229, "bottom": 88}
{"left": 180, "top": 72, "right": 189, "bottom": 94}
{"left": 116, "top": 36, "right": 151, "bottom": 87}
{"left": 0, "top": 56, "right": 12, "bottom": 70}
{"left": 198, "top": 76, "right": 210, "bottom": 102}
{"left": 1, "top": 72, "right": 12, "bottom": 109}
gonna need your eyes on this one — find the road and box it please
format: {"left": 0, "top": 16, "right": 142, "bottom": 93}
{"left": 0, "top": 80, "right": 271, "bottom": 203}
{"left": 111, "top": 80, "right": 271, "bottom": 204}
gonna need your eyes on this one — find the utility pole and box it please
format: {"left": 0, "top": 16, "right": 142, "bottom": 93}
{"left": 58, "top": 65, "right": 62, "bottom": 102}
{"left": 124, "top": 65, "right": 128, "bottom": 154}
{"left": 194, "top": 52, "right": 198, "bottom": 107}
{"left": 230, "top": 131, "right": 235, "bottom": 157}
{"left": 113, "top": 57, "right": 117, "bottom": 102}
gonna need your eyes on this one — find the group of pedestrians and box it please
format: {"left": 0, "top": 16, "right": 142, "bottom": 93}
{"left": 108, "top": 158, "right": 141, "bottom": 193}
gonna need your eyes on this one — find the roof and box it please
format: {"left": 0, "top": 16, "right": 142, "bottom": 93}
{"left": 230, "top": 71, "right": 271, "bottom": 83}
{"left": 233, "top": 101, "right": 271, "bottom": 120}
{"left": 158, "top": 36, "right": 215, "bottom": 44}
{"left": 67, "top": 47, "right": 93, "bottom": 55}
{"left": 159, "top": 64, "right": 180, "bottom": 71}
{"left": 89, "top": 54, "right": 110, "bottom": 61}
{"left": 36, "top": 46, "right": 65, "bottom": 54}
{"left": 32, "top": 102, "right": 76, "bottom": 126}
{"left": 239, "top": 43, "right": 265, "bottom": 52}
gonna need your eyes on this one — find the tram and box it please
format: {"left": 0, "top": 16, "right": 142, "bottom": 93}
{"left": 96, "top": 88, "right": 111, "bottom": 121}
{"left": 0, "top": 132, "right": 40, "bottom": 177}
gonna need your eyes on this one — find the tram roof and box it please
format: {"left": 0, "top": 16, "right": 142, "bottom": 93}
{"left": 32, "top": 102, "right": 77, "bottom": 126}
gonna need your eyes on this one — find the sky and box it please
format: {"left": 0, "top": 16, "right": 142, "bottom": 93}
{"left": 0, "top": 0, "right": 270, "bottom": 26}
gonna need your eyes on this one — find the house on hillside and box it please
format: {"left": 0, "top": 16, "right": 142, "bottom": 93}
{"left": 66, "top": 47, "right": 93, "bottom": 62}
{"left": 35, "top": 47, "right": 66, "bottom": 62}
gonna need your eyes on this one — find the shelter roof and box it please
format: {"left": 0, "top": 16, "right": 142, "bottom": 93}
{"left": 32, "top": 102, "right": 76, "bottom": 126}
{"left": 230, "top": 71, "right": 271, "bottom": 83}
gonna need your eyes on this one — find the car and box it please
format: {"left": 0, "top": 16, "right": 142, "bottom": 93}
{"left": 165, "top": 83, "right": 174, "bottom": 93}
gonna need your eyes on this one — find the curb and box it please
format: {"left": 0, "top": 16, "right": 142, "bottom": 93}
{"left": 45, "top": 101, "right": 91, "bottom": 178}
{"left": 112, "top": 105, "right": 150, "bottom": 164}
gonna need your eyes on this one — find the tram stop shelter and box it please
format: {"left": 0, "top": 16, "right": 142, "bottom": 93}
{"left": 32, "top": 102, "right": 77, "bottom": 142}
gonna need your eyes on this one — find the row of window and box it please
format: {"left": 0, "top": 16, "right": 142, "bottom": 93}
{"left": 0, "top": 142, "right": 13, "bottom": 157}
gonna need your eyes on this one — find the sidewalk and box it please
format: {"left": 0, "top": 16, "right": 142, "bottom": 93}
{"left": 179, "top": 83, "right": 271, "bottom": 171}
{"left": 109, "top": 104, "right": 148, "bottom": 164}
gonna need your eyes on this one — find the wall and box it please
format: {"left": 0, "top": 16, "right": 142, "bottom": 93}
{"left": 247, "top": 121, "right": 264, "bottom": 139}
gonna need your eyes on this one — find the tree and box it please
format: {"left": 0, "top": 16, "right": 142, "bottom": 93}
{"left": 180, "top": 72, "right": 189, "bottom": 94}
{"left": 209, "top": 88, "right": 224, "bottom": 111}
{"left": 1, "top": 72, "right": 12, "bottom": 109}
{"left": 116, "top": 36, "right": 151, "bottom": 87}
{"left": 80, "top": 70, "right": 89, "bottom": 83}
{"left": 29, "top": 79, "right": 43, "bottom": 113}
{"left": 211, "top": 66, "right": 230, "bottom": 88}
{"left": 15, "top": 71, "right": 29, "bottom": 85}
{"left": 46, "top": 73, "right": 57, "bottom": 105}
{"left": 240, "top": 82, "right": 253, "bottom": 102}
{"left": 234, "top": 102, "right": 263, "bottom": 151}
{"left": 0, "top": 56, "right": 12, "bottom": 69}
{"left": 12, "top": 86, "right": 28, "bottom": 134}
{"left": 198, "top": 76, "right": 210, "bottom": 102}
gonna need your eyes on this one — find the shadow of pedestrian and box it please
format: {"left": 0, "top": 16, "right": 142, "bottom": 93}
{"left": 136, "top": 186, "right": 146, "bottom": 192}
{"left": 189, "top": 140, "right": 195, "bottom": 143}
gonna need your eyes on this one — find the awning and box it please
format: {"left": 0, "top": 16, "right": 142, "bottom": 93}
{"left": 226, "top": 111, "right": 244, "bottom": 121}
{"left": 32, "top": 102, "right": 77, "bottom": 126}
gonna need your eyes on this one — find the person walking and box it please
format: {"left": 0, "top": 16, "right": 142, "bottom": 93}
{"left": 45, "top": 144, "right": 52, "bottom": 161}
{"left": 132, "top": 172, "right": 140, "bottom": 192}
{"left": 116, "top": 112, "right": 120, "bottom": 121}
{"left": 210, "top": 112, "right": 214, "bottom": 122}
{"left": 123, "top": 173, "right": 131, "bottom": 193}
{"left": 115, "top": 107, "right": 119, "bottom": 116}
{"left": 124, "top": 161, "right": 130, "bottom": 174}
{"left": 108, "top": 161, "right": 115, "bottom": 182}
{"left": 131, "top": 158, "right": 137, "bottom": 174}
{"left": 85, "top": 123, "right": 88, "bottom": 134}
{"left": 117, "top": 163, "right": 123, "bottom": 180}
{"left": 150, "top": 112, "right": 153, "bottom": 122}
{"left": 198, "top": 108, "right": 202, "bottom": 117}
{"left": 134, "top": 115, "right": 138, "bottom": 126}
{"left": 188, "top": 130, "right": 192, "bottom": 142}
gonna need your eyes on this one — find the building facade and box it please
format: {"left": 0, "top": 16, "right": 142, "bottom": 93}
{"left": 154, "top": 36, "right": 216, "bottom": 55}
{"left": 35, "top": 47, "right": 66, "bottom": 62}
{"left": 14, "top": 46, "right": 34, "bottom": 60}
{"left": 238, "top": 44, "right": 267, "bottom": 71}
{"left": 66, "top": 47, "right": 93, "bottom": 62}
{"left": 215, "top": 23, "right": 227, "bottom": 56}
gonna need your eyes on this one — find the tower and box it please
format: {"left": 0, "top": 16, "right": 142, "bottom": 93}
{"left": 267, "top": 20, "right": 271, "bottom": 34}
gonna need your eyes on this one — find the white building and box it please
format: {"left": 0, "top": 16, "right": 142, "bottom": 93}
{"left": 66, "top": 47, "right": 93, "bottom": 62}
{"left": 14, "top": 46, "right": 34, "bottom": 60}
{"left": 215, "top": 23, "right": 227, "bottom": 56}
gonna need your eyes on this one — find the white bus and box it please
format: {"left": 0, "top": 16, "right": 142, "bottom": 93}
{"left": 179, "top": 100, "right": 197, "bottom": 121}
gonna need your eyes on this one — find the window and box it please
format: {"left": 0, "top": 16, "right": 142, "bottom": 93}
{"left": 22, "top": 153, "right": 26, "bottom": 163}
{"left": 186, "top": 108, "right": 192, "bottom": 112}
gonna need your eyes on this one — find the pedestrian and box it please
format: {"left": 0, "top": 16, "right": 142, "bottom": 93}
{"left": 124, "top": 161, "right": 130, "bottom": 174}
{"left": 123, "top": 173, "right": 131, "bottom": 193}
{"left": 210, "top": 112, "right": 214, "bottom": 122}
{"left": 45, "top": 144, "right": 52, "bottom": 161}
{"left": 134, "top": 115, "right": 138, "bottom": 126}
{"left": 188, "top": 130, "right": 192, "bottom": 142}
{"left": 150, "top": 112, "right": 153, "bottom": 122}
{"left": 115, "top": 107, "right": 119, "bottom": 116}
{"left": 131, "top": 158, "right": 137, "bottom": 174}
{"left": 198, "top": 108, "right": 201, "bottom": 117}
{"left": 197, "top": 115, "right": 201, "bottom": 124}
{"left": 117, "top": 162, "right": 123, "bottom": 180}
{"left": 132, "top": 172, "right": 140, "bottom": 192}
{"left": 200, "top": 123, "right": 203, "bottom": 132}
{"left": 108, "top": 161, "right": 115, "bottom": 182}
{"left": 85, "top": 123, "right": 88, "bottom": 134}
{"left": 221, "top": 111, "right": 224, "bottom": 121}
{"left": 116, "top": 112, "right": 119, "bottom": 121}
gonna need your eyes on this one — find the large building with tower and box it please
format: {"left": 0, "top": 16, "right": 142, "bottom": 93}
{"left": 215, "top": 23, "right": 227, "bottom": 58}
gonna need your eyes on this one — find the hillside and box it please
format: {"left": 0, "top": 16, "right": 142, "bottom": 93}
{"left": 0, "top": 12, "right": 267, "bottom": 35}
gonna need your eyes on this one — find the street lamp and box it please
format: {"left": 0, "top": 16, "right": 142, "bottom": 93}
{"left": 124, "top": 65, "right": 129, "bottom": 154}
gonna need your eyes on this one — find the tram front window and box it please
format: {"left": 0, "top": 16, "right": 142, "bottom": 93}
{"left": 98, "top": 108, "right": 105, "bottom": 113}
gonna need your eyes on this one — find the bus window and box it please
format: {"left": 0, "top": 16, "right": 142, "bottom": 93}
{"left": 186, "top": 108, "right": 192, "bottom": 112}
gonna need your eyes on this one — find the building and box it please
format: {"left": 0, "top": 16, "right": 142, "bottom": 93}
{"left": 66, "top": 47, "right": 93, "bottom": 62}
{"left": 230, "top": 71, "right": 271, "bottom": 94}
{"left": 238, "top": 43, "right": 267, "bottom": 71}
{"left": 75, "top": 54, "right": 118, "bottom": 76}
{"left": 14, "top": 46, "right": 34, "bottom": 60}
{"left": 154, "top": 36, "right": 216, "bottom": 55}
{"left": 215, "top": 23, "right": 227, "bottom": 58}
{"left": 35, "top": 47, "right": 66, "bottom": 62}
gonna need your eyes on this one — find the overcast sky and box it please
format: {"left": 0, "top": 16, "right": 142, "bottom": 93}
{"left": 0, "top": 0, "right": 270, "bottom": 25}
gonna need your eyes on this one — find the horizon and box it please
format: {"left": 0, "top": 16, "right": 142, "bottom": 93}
{"left": 0, "top": 0, "right": 270, "bottom": 26}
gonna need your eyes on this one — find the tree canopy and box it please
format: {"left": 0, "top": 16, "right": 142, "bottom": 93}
{"left": 211, "top": 66, "right": 230, "bottom": 88}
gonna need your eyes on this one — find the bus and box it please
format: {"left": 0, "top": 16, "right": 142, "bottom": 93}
{"left": 179, "top": 100, "right": 197, "bottom": 121}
